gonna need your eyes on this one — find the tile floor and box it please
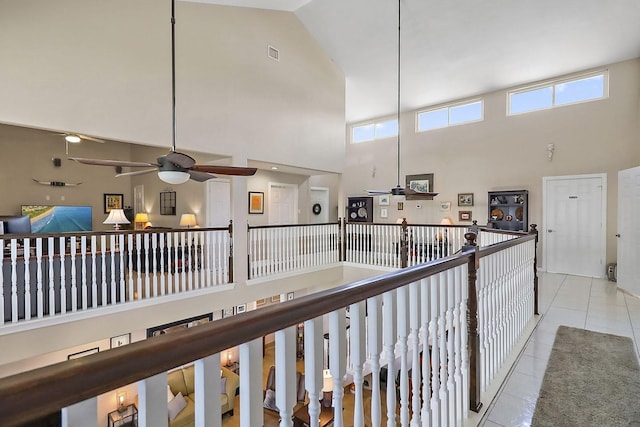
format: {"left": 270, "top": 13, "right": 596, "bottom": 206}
{"left": 479, "top": 272, "right": 640, "bottom": 426}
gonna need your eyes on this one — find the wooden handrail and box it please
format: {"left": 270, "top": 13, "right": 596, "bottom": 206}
{"left": 0, "top": 226, "right": 230, "bottom": 240}
{"left": 247, "top": 222, "right": 339, "bottom": 230}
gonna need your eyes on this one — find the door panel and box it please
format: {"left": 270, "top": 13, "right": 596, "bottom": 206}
{"left": 268, "top": 183, "right": 297, "bottom": 225}
{"left": 617, "top": 166, "right": 640, "bottom": 295}
{"left": 544, "top": 175, "right": 606, "bottom": 277}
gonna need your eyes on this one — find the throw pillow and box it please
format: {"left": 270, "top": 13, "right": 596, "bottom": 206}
{"left": 168, "top": 392, "right": 187, "bottom": 421}
{"left": 220, "top": 377, "right": 227, "bottom": 394}
{"left": 167, "top": 385, "right": 174, "bottom": 403}
{"left": 263, "top": 389, "right": 279, "bottom": 412}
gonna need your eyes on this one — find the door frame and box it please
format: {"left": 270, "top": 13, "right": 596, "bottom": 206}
{"left": 268, "top": 182, "right": 299, "bottom": 225}
{"left": 542, "top": 173, "right": 607, "bottom": 276}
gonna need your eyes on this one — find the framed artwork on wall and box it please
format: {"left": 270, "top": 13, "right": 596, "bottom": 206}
{"left": 459, "top": 210, "right": 473, "bottom": 222}
{"left": 248, "top": 191, "right": 264, "bottom": 214}
{"left": 68, "top": 347, "right": 99, "bottom": 360}
{"left": 458, "top": 193, "right": 474, "bottom": 206}
{"left": 405, "top": 173, "right": 434, "bottom": 200}
{"left": 160, "top": 191, "right": 176, "bottom": 215}
{"left": 104, "top": 193, "right": 123, "bottom": 214}
{"left": 110, "top": 333, "right": 131, "bottom": 349}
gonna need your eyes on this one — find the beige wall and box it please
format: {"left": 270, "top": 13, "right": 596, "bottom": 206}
{"left": 0, "top": 0, "right": 345, "bottom": 173}
{"left": 343, "top": 59, "right": 640, "bottom": 266}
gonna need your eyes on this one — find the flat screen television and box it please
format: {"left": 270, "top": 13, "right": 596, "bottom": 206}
{"left": 21, "top": 205, "right": 93, "bottom": 233}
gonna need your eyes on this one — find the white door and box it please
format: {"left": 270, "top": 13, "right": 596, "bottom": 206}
{"left": 205, "top": 179, "right": 231, "bottom": 227}
{"left": 310, "top": 187, "right": 329, "bottom": 224}
{"left": 268, "top": 183, "right": 298, "bottom": 225}
{"left": 617, "top": 166, "right": 640, "bottom": 295}
{"left": 543, "top": 174, "right": 606, "bottom": 277}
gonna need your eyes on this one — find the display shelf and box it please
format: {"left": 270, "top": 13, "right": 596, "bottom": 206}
{"left": 488, "top": 190, "right": 528, "bottom": 231}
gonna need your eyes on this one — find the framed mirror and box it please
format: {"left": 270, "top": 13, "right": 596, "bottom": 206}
{"left": 160, "top": 191, "right": 176, "bottom": 215}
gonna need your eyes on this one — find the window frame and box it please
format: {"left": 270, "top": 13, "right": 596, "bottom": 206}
{"left": 507, "top": 70, "right": 609, "bottom": 116}
{"left": 350, "top": 117, "right": 398, "bottom": 144}
{"left": 415, "top": 98, "right": 484, "bottom": 133}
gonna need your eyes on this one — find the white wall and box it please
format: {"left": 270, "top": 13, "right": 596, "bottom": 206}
{"left": 343, "top": 59, "right": 640, "bottom": 265}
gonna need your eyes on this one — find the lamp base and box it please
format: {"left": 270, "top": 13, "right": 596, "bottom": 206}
{"left": 321, "top": 391, "right": 332, "bottom": 408}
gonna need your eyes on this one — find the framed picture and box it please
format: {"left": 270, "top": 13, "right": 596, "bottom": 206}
{"left": 147, "top": 313, "right": 212, "bottom": 337}
{"left": 405, "top": 173, "right": 434, "bottom": 200}
{"left": 380, "top": 208, "right": 388, "bottom": 218}
{"left": 110, "top": 333, "right": 131, "bottom": 349}
{"left": 248, "top": 191, "right": 264, "bottom": 214}
{"left": 378, "top": 195, "right": 390, "bottom": 206}
{"left": 104, "top": 193, "right": 123, "bottom": 214}
{"left": 397, "top": 201, "right": 404, "bottom": 210}
{"left": 459, "top": 210, "right": 472, "bottom": 222}
{"left": 134, "top": 184, "right": 145, "bottom": 214}
{"left": 458, "top": 193, "right": 474, "bottom": 206}
{"left": 440, "top": 201, "right": 451, "bottom": 212}
{"left": 256, "top": 298, "right": 267, "bottom": 307}
{"left": 223, "top": 307, "right": 235, "bottom": 318}
{"left": 287, "top": 292, "right": 294, "bottom": 301}
{"left": 160, "top": 191, "right": 176, "bottom": 215}
{"left": 271, "top": 294, "right": 281, "bottom": 303}
{"left": 236, "top": 304, "right": 247, "bottom": 314}
{"left": 68, "top": 347, "right": 99, "bottom": 360}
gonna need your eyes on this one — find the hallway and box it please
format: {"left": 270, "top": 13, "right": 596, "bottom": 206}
{"left": 480, "top": 272, "right": 640, "bottom": 426}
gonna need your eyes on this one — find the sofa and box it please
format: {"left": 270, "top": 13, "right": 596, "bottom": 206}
{"left": 166, "top": 365, "right": 239, "bottom": 427}
{"left": 263, "top": 365, "right": 307, "bottom": 426}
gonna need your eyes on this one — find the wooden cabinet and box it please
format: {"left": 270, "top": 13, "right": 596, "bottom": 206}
{"left": 488, "top": 190, "right": 528, "bottom": 231}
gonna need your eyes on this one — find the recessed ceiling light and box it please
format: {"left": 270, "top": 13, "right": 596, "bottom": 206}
{"left": 271, "top": 166, "right": 278, "bottom": 170}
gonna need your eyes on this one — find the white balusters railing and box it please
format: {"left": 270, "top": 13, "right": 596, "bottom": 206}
{"left": 0, "top": 228, "right": 231, "bottom": 325}
{"left": 247, "top": 223, "right": 339, "bottom": 279}
{"left": 477, "top": 238, "right": 536, "bottom": 392}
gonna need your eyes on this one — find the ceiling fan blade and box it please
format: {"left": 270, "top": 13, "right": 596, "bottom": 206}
{"left": 69, "top": 157, "right": 158, "bottom": 168}
{"left": 404, "top": 187, "right": 439, "bottom": 198}
{"left": 165, "top": 151, "right": 196, "bottom": 168}
{"left": 191, "top": 165, "right": 258, "bottom": 176}
{"left": 188, "top": 170, "right": 217, "bottom": 182}
{"left": 367, "top": 189, "right": 391, "bottom": 195}
{"left": 115, "top": 168, "right": 158, "bottom": 178}
{"left": 77, "top": 134, "right": 105, "bottom": 143}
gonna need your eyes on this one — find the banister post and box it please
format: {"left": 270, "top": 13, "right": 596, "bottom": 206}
{"left": 400, "top": 218, "right": 408, "bottom": 268}
{"left": 228, "top": 220, "right": 233, "bottom": 283}
{"left": 339, "top": 218, "right": 345, "bottom": 262}
{"left": 529, "top": 224, "right": 539, "bottom": 315}
{"left": 463, "top": 231, "right": 482, "bottom": 413}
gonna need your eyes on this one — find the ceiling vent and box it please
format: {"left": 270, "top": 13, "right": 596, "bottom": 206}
{"left": 268, "top": 45, "right": 280, "bottom": 62}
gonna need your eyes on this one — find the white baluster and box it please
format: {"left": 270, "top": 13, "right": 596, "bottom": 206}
{"left": 446, "top": 269, "right": 456, "bottom": 426}
{"left": 24, "top": 238, "right": 32, "bottom": 320}
{"left": 275, "top": 326, "right": 296, "bottom": 427}
{"left": 438, "top": 272, "right": 448, "bottom": 427}
{"left": 419, "top": 278, "right": 431, "bottom": 426}
{"left": 367, "top": 295, "right": 382, "bottom": 427}
{"left": 135, "top": 234, "right": 142, "bottom": 300}
{"left": 80, "top": 236, "right": 87, "bottom": 310}
{"left": 194, "top": 354, "right": 221, "bottom": 426}
{"left": 304, "top": 317, "right": 324, "bottom": 427}
{"left": 144, "top": 233, "right": 151, "bottom": 297}
{"left": 239, "top": 338, "right": 264, "bottom": 427}
{"left": 409, "top": 281, "right": 421, "bottom": 427}
{"left": 429, "top": 275, "right": 440, "bottom": 427}
{"left": 70, "top": 236, "right": 77, "bottom": 312}
{"left": 329, "top": 308, "right": 347, "bottom": 427}
{"left": 138, "top": 372, "right": 168, "bottom": 427}
{"left": 35, "top": 238, "right": 43, "bottom": 318}
{"left": 118, "top": 234, "right": 126, "bottom": 302}
{"left": 109, "top": 234, "right": 117, "bottom": 305}
{"left": 47, "top": 237, "right": 55, "bottom": 316}
{"left": 350, "top": 301, "right": 366, "bottom": 427}
{"left": 62, "top": 397, "right": 97, "bottom": 427}
{"left": 59, "top": 236, "right": 66, "bottom": 314}
{"left": 91, "top": 236, "right": 98, "bottom": 307}
{"left": 397, "top": 286, "right": 410, "bottom": 426}
{"left": 0, "top": 238, "right": 4, "bottom": 324}
{"left": 127, "top": 234, "right": 134, "bottom": 301}
{"left": 383, "top": 290, "right": 397, "bottom": 427}
{"left": 151, "top": 233, "right": 159, "bottom": 296}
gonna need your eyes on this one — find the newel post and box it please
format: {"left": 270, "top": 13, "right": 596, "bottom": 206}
{"left": 228, "top": 220, "right": 234, "bottom": 283}
{"left": 463, "top": 231, "right": 482, "bottom": 413}
{"left": 529, "top": 224, "right": 539, "bottom": 315}
{"left": 400, "top": 218, "right": 408, "bottom": 268}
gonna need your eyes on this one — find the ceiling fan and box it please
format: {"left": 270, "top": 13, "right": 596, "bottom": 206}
{"left": 70, "top": 0, "right": 257, "bottom": 184}
{"left": 367, "top": 0, "right": 437, "bottom": 200}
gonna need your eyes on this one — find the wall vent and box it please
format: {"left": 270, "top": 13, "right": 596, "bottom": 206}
{"left": 268, "top": 45, "right": 279, "bottom": 61}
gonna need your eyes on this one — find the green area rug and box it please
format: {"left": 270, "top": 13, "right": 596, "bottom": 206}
{"left": 532, "top": 326, "right": 640, "bottom": 426}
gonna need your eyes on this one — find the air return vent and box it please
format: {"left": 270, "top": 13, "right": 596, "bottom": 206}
{"left": 268, "top": 45, "right": 279, "bottom": 61}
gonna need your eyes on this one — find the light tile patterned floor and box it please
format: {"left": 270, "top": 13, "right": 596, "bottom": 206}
{"left": 479, "top": 272, "right": 640, "bottom": 426}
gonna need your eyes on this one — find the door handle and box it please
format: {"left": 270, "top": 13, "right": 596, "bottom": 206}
{"left": 547, "top": 229, "right": 553, "bottom": 233}
{"left": 616, "top": 234, "right": 621, "bottom": 238}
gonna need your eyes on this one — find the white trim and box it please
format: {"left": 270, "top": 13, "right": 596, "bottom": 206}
{"left": 415, "top": 98, "right": 484, "bottom": 132}
{"left": 542, "top": 173, "right": 607, "bottom": 276}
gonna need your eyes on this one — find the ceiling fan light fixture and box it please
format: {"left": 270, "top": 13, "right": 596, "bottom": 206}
{"left": 65, "top": 135, "right": 81, "bottom": 143}
{"left": 158, "top": 170, "right": 190, "bottom": 185}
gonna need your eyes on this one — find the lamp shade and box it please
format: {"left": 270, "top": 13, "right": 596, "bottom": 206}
{"left": 440, "top": 217, "right": 453, "bottom": 226}
{"left": 179, "top": 213, "right": 197, "bottom": 228}
{"left": 158, "top": 170, "right": 190, "bottom": 185}
{"left": 322, "top": 369, "right": 333, "bottom": 392}
{"left": 103, "top": 209, "right": 130, "bottom": 230}
{"left": 134, "top": 212, "right": 149, "bottom": 223}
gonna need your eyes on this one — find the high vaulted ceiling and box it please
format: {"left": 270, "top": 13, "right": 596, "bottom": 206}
{"left": 188, "top": 0, "right": 640, "bottom": 124}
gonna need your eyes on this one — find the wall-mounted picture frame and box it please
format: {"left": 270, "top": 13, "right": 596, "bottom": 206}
{"left": 160, "top": 191, "right": 176, "bottom": 215}
{"left": 440, "top": 201, "right": 451, "bottom": 212}
{"left": 271, "top": 295, "right": 281, "bottom": 303}
{"left": 380, "top": 208, "right": 388, "bottom": 218}
{"left": 147, "top": 313, "right": 212, "bottom": 337}
{"left": 222, "top": 307, "right": 235, "bottom": 318}
{"left": 110, "top": 333, "right": 131, "bottom": 349}
{"left": 134, "top": 184, "right": 145, "bottom": 215}
{"left": 104, "top": 193, "right": 123, "bottom": 214}
{"left": 397, "top": 202, "right": 404, "bottom": 211}
{"left": 248, "top": 191, "right": 264, "bottom": 214}
{"left": 68, "top": 347, "right": 99, "bottom": 360}
{"left": 256, "top": 298, "right": 267, "bottom": 307}
{"left": 378, "top": 195, "right": 390, "bottom": 206}
{"left": 459, "top": 210, "right": 473, "bottom": 222}
{"left": 458, "top": 193, "right": 474, "bottom": 206}
{"left": 236, "top": 304, "right": 247, "bottom": 314}
{"left": 405, "top": 173, "right": 434, "bottom": 200}
{"left": 287, "top": 292, "right": 294, "bottom": 301}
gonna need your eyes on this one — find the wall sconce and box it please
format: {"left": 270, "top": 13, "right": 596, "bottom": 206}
{"left": 103, "top": 209, "right": 130, "bottom": 230}
{"left": 547, "top": 143, "right": 555, "bottom": 161}
{"left": 179, "top": 213, "right": 197, "bottom": 229}
{"left": 226, "top": 351, "right": 233, "bottom": 367}
{"left": 134, "top": 212, "right": 149, "bottom": 230}
{"left": 116, "top": 391, "right": 127, "bottom": 411}
{"left": 321, "top": 369, "right": 333, "bottom": 408}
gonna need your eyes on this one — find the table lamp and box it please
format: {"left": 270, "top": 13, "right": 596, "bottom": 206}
{"left": 134, "top": 212, "right": 149, "bottom": 230}
{"left": 321, "top": 369, "right": 333, "bottom": 408}
{"left": 103, "top": 209, "right": 130, "bottom": 230}
{"left": 439, "top": 217, "right": 453, "bottom": 241}
{"left": 179, "top": 213, "right": 197, "bottom": 228}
